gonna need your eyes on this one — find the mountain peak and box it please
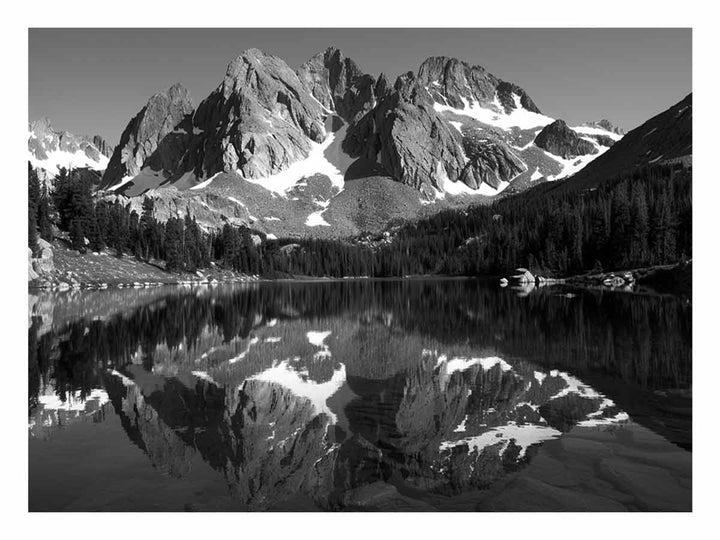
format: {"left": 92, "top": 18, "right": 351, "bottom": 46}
{"left": 412, "top": 55, "right": 541, "bottom": 115}
{"left": 28, "top": 117, "right": 110, "bottom": 179}
{"left": 99, "top": 83, "right": 194, "bottom": 189}
{"left": 582, "top": 119, "right": 625, "bottom": 135}
{"left": 144, "top": 83, "right": 193, "bottom": 113}
{"left": 297, "top": 47, "right": 365, "bottom": 119}
{"left": 534, "top": 119, "right": 598, "bottom": 159}
{"left": 29, "top": 117, "right": 54, "bottom": 134}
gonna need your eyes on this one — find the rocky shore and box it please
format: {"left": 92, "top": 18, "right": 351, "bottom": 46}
{"left": 28, "top": 239, "right": 259, "bottom": 291}
{"left": 500, "top": 262, "right": 692, "bottom": 297}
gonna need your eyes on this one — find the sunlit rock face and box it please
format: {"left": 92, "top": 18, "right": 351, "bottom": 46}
{"left": 93, "top": 48, "right": 623, "bottom": 234}
{"left": 100, "top": 83, "right": 194, "bottom": 189}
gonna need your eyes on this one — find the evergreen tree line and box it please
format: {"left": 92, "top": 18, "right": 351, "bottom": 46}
{"left": 28, "top": 162, "right": 691, "bottom": 278}
{"left": 263, "top": 163, "right": 691, "bottom": 278}
{"left": 374, "top": 163, "right": 692, "bottom": 277}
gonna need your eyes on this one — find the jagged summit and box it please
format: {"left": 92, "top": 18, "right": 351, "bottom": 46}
{"left": 414, "top": 56, "right": 542, "bottom": 114}
{"left": 297, "top": 46, "right": 365, "bottom": 120}
{"left": 28, "top": 117, "right": 111, "bottom": 180}
{"left": 99, "top": 82, "right": 194, "bottom": 190}
{"left": 90, "top": 47, "right": 624, "bottom": 236}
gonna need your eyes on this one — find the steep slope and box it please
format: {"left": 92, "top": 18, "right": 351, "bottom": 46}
{"left": 28, "top": 118, "right": 111, "bottom": 181}
{"left": 99, "top": 83, "right": 194, "bottom": 192}
{"left": 183, "top": 49, "right": 328, "bottom": 180}
{"left": 297, "top": 46, "right": 373, "bottom": 123}
{"left": 345, "top": 56, "right": 620, "bottom": 199}
{"left": 95, "top": 48, "right": 623, "bottom": 236}
{"left": 560, "top": 93, "right": 692, "bottom": 191}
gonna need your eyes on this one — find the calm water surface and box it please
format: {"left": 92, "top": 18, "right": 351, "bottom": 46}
{"left": 28, "top": 279, "right": 692, "bottom": 511}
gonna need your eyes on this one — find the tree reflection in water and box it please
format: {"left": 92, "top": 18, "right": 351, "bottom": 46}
{"left": 28, "top": 280, "right": 691, "bottom": 510}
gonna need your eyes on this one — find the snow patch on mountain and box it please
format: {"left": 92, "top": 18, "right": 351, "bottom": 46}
{"left": 432, "top": 160, "right": 512, "bottom": 199}
{"left": 544, "top": 144, "right": 610, "bottom": 181}
{"left": 243, "top": 117, "right": 353, "bottom": 196}
{"left": 190, "top": 173, "right": 221, "bottom": 190}
{"left": 434, "top": 93, "right": 555, "bottom": 131}
{"left": 29, "top": 149, "right": 109, "bottom": 177}
{"left": 572, "top": 125, "right": 623, "bottom": 142}
{"left": 306, "top": 209, "right": 331, "bottom": 227}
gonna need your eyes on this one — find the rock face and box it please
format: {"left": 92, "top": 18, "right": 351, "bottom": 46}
{"left": 92, "top": 135, "right": 113, "bottom": 158}
{"left": 461, "top": 130, "right": 526, "bottom": 188}
{"left": 343, "top": 66, "right": 529, "bottom": 195}
{"left": 100, "top": 83, "right": 194, "bottom": 188}
{"left": 345, "top": 93, "right": 466, "bottom": 193}
{"left": 177, "top": 48, "right": 328, "bottom": 181}
{"left": 28, "top": 118, "right": 110, "bottom": 179}
{"left": 534, "top": 120, "right": 598, "bottom": 159}
{"left": 100, "top": 49, "right": 549, "bottom": 198}
{"left": 28, "top": 249, "right": 39, "bottom": 281}
{"left": 298, "top": 47, "right": 363, "bottom": 117}
{"left": 94, "top": 47, "right": 623, "bottom": 229}
{"left": 28, "top": 238, "right": 54, "bottom": 282}
{"left": 414, "top": 56, "right": 542, "bottom": 114}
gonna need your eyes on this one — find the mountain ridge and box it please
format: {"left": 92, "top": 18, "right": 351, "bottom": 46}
{"left": 30, "top": 46, "right": 627, "bottom": 237}
{"left": 28, "top": 117, "right": 111, "bottom": 182}
{"left": 559, "top": 93, "right": 692, "bottom": 192}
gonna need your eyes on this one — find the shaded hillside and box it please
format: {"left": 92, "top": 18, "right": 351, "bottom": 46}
{"left": 558, "top": 93, "right": 691, "bottom": 192}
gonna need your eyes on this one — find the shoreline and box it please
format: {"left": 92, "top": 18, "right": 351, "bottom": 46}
{"left": 28, "top": 238, "right": 691, "bottom": 296}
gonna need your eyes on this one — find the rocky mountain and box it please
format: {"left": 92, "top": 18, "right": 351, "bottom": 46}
{"left": 534, "top": 120, "right": 598, "bottom": 159}
{"left": 561, "top": 93, "right": 692, "bottom": 191}
{"left": 28, "top": 118, "right": 111, "bottom": 181}
{"left": 100, "top": 82, "right": 194, "bottom": 191}
{"left": 93, "top": 47, "right": 622, "bottom": 237}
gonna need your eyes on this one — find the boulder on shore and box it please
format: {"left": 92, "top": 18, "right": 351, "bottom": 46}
{"left": 29, "top": 239, "right": 55, "bottom": 281}
{"left": 510, "top": 267, "right": 535, "bottom": 284}
{"left": 28, "top": 248, "right": 39, "bottom": 281}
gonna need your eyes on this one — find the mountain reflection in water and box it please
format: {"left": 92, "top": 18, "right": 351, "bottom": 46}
{"left": 28, "top": 279, "right": 692, "bottom": 511}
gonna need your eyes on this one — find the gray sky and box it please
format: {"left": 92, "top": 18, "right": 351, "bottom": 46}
{"left": 29, "top": 28, "right": 691, "bottom": 144}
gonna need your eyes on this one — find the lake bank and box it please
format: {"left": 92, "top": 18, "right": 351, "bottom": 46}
{"left": 29, "top": 239, "right": 691, "bottom": 299}
{"left": 565, "top": 262, "right": 692, "bottom": 298}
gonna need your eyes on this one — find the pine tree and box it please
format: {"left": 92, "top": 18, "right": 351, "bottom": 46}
{"left": 165, "top": 218, "right": 185, "bottom": 272}
{"left": 28, "top": 164, "right": 40, "bottom": 253}
{"left": 37, "top": 184, "right": 53, "bottom": 241}
{"left": 629, "top": 182, "right": 649, "bottom": 265}
{"left": 139, "top": 196, "right": 157, "bottom": 261}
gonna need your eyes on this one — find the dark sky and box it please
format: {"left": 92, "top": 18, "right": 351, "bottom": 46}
{"left": 29, "top": 28, "right": 691, "bottom": 144}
